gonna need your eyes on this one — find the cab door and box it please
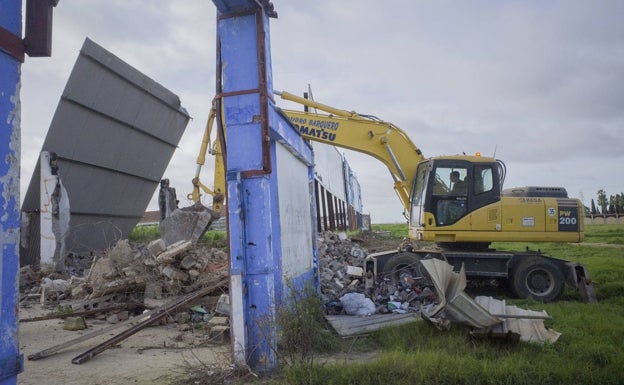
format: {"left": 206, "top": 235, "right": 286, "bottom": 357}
{"left": 468, "top": 164, "right": 502, "bottom": 231}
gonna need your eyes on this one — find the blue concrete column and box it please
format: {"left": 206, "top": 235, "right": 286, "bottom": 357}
{"left": 212, "top": 0, "right": 318, "bottom": 372}
{"left": 215, "top": 5, "right": 278, "bottom": 370}
{"left": 0, "top": 1, "right": 23, "bottom": 384}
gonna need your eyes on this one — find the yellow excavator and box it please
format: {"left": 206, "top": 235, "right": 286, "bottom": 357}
{"left": 273, "top": 90, "right": 595, "bottom": 303}
{"left": 176, "top": 92, "right": 595, "bottom": 302}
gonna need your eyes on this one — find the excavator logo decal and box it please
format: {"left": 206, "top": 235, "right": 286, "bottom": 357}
{"left": 290, "top": 123, "right": 338, "bottom": 142}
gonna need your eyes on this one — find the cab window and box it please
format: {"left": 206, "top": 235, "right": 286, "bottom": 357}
{"left": 432, "top": 166, "right": 467, "bottom": 225}
{"left": 474, "top": 166, "right": 493, "bottom": 195}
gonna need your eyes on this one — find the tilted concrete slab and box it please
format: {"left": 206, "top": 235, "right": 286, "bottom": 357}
{"left": 20, "top": 38, "right": 190, "bottom": 266}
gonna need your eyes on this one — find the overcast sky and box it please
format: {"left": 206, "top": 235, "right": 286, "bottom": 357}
{"left": 20, "top": 0, "right": 624, "bottom": 223}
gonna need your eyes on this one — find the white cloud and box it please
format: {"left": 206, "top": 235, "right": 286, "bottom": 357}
{"left": 19, "top": 0, "right": 624, "bottom": 224}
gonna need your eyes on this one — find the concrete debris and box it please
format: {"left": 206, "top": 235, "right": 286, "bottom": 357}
{"left": 318, "top": 231, "right": 438, "bottom": 316}
{"left": 319, "top": 231, "right": 561, "bottom": 343}
{"left": 147, "top": 238, "right": 167, "bottom": 257}
{"left": 159, "top": 203, "right": 220, "bottom": 246}
{"left": 40, "top": 277, "right": 70, "bottom": 304}
{"left": 215, "top": 294, "right": 230, "bottom": 315}
{"left": 57, "top": 238, "right": 230, "bottom": 303}
{"left": 156, "top": 240, "right": 193, "bottom": 264}
{"left": 20, "top": 234, "right": 229, "bottom": 332}
{"left": 63, "top": 317, "right": 87, "bottom": 331}
{"left": 106, "top": 310, "right": 129, "bottom": 324}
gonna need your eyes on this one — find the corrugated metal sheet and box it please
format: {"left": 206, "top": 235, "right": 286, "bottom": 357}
{"left": 473, "top": 296, "right": 561, "bottom": 344}
{"left": 421, "top": 259, "right": 500, "bottom": 329}
{"left": 420, "top": 259, "right": 561, "bottom": 344}
{"left": 20, "top": 38, "right": 190, "bottom": 265}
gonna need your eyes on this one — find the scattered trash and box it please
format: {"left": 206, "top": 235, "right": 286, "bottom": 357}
{"left": 340, "top": 293, "right": 376, "bottom": 316}
{"left": 215, "top": 294, "right": 230, "bottom": 316}
{"left": 318, "top": 231, "right": 437, "bottom": 315}
{"left": 319, "top": 231, "right": 561, "bottom": 343}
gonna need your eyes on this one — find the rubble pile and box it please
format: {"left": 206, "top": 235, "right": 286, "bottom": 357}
{"left": 19, "top": 238, "right": 229, "bottom": 312}
{"left": 318, "top": 231, "right": 437, "bottom": 316}
{"left": 20, "top": 237, "right": 232, "bottom": 355}
{"left": 70, "top": 239, "right": 229, "bottom": 301}
{"left": 318, "top": 232, "right": 368, "bottom": 298}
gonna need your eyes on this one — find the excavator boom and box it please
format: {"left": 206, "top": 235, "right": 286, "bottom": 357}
{"left": 276, "top": 91, "right": 424, "bottom": 212}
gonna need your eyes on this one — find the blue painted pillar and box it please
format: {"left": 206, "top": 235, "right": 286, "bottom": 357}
{"left": 213, "top": 0, "right": 318, "bottom": 372}
{"left": 0, "top": 1, "right": 23, "bottom": 384}
{"left": 215, "top": 2, "right": 278, "bottom": 371}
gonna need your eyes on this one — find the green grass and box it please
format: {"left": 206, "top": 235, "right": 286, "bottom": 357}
{"left": 128, "top": 224, "right": 161, "bottom": 243}
{"left": 368, "top": 222, "right": 410, "bottom": 238}
{"left": 128, "top": 224, "right": 227, "bottom": 249}
{"left": 273, "top": 224, "right": 624, "bottom": 385}
{"left": 582, "top": 224, "right": 624, "bottom": 245}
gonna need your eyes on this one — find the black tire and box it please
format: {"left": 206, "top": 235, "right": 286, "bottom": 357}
{"left": 509, "top": 256, "right": 565, "bottom": 302}
{"left": 382, "top": 252, "right": 425, "bottom": 287}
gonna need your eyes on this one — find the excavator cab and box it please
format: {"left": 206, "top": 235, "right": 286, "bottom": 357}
{"left": 410, "top": 155, "right": 583, "bottom": 246}
{"left": 410, "top": 155, "right": 506, "bottom": 245}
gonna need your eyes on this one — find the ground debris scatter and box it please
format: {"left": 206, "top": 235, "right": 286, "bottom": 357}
{"left": 318, "top": 231, "right": 437, "bottom": 317}
{"left": 19, "top": 237, "right": 232, "bottom": 356}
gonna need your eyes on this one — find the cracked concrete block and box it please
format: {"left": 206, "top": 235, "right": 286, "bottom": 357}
{"left": 107, "top": 311, "right": 129, "bottom": 324}
{"left": 159, "top": 205, "right": 218, "bottom": 245}
{"left": 63, "top": 317, "right": 87, "bottom": 331}
{"left": 144, "top": 282, "right": 163, "bottom": 299}
{"left": 180, "top": 255, "right": 197, "bottom": 270}
{"left": 147, "top": 238, "right": 167, "bottom": 257}
{"left": 207, "top": 316, "right": 229, "bottom": 326}
{"left": 346, "top": 266, "right": 363, "bottom": 277}
{"left": 161, "top": 265, "right": 190, "bottom": 281}
{"left": 156, "top": 240, "right": 192, "bottom": 264}
{"left": 209, "top": 325, "right": 230, "bottom": 343}
{"left": 108, "top": 240, "right": 135, "bottom": 266}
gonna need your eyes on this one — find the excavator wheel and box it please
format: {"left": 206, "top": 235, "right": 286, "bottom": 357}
{"left": 509, "top": 256, "right": 565, "bottom": 302}
{"left": 382, "top": 252, "right": 427, "bottom": 287}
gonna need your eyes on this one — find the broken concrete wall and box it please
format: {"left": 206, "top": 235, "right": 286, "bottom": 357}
{"left": 20, "top": 38, "right": 190, "bottom": 266}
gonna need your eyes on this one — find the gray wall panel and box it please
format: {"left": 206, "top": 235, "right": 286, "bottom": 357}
{"left": 21, "top": 38, "right": 190, "bottom": 263}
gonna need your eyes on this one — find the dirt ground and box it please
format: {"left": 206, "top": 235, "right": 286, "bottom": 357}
{"left": 16, "top": 231, "right": 399, "bottom": 385}
{"left": 18, "top": 303, "right": 231, "bottom": 385}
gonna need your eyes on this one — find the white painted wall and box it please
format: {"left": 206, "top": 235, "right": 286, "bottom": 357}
{"left": 276, "top": 143, "right": 314, "bottom": 277}
{"left": 311, "top": 142, "right": 346, "bottom": 201}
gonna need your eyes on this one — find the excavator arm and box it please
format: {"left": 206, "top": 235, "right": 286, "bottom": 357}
{"left": 187, "top": 104, "right": 225, "bottom": 213}
{"left": 275, "top": 91, "right": 425, "bottom": 212}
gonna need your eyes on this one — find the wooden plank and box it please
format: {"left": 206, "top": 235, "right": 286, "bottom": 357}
{"left": 325, "top": 313, "right": 420, "bottom": 337}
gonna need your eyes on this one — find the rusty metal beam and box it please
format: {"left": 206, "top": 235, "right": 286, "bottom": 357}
{"left": 0, "top": 25, "right": 25, "bottom": 62}
{"left": 71, "top": 276, "right": 227, "bottom": 364}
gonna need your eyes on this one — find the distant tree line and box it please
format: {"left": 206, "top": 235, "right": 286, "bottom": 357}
{"left": 589, "top": 189, "right": 624, "bottom": 215}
